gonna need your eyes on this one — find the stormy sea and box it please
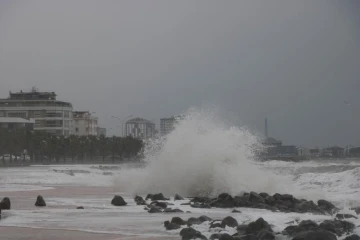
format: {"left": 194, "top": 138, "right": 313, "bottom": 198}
{"left": 1, "top": 110, "right": 359, "bottom": 240}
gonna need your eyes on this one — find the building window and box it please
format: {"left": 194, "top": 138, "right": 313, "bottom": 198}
{"left": 8, "top": 112, "right": 27, "bottom": 119}
{"left": 75, "top": 127, "right": 78, "bottom": 132}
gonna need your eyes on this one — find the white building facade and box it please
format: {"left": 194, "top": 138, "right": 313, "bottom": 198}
{"left": 160, "top": 115, "right": 184, "bottom": 136}
{"left": 0, "top": 90, "right": 73, "bottom": 136}
{"left": 125, "top": 117, "right": 155, "bottom": 140}
{"left": 72, "top": 111, "right": 98, "bottom": 136}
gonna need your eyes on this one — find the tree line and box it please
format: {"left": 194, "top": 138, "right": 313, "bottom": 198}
{"left": 0, "top": 129, "right": 144, "bottom": 164}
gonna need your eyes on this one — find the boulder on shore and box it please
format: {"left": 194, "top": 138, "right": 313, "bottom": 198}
{"left": 345, "top": 234, "right": 360, "bottom": 240}
{"left": 174, "top": 193, "right": 184, "bottom": 200}
{"left": 221, "top": 216, "right": 238, "bottom": 228}
{"left": 164, "top": 220, "right": 181, "bottom": 230}
{"left": 77, "top": 206, "right": 84, "bottom": 209}
{"left": 134, "top": 195, "right": 146, "bottom": 205}
{"left": 171, "top": 216, "right": 187, "bottom": 225}
{"left": 111, "top": 195, "right": 127, "bottom": 206}
{"left": 151, "top": 193, "right": 167, "bottom": 201}
{"left": 180, "top": 227, "right": 207, "bottom": 240}
{"left": 0, "top": 197, "right": 11, "bottom": 210}
{"left": 148, "top": 206, "right": 162, "bottom": 213}
{"left": 35, "top": 195, "right": 46, "bottom": 207}
{"left": 246, "top": 218, "right": 273, "bottom": 235}
{"left": 292, "top": 229, "right": 337, "bottom": 240}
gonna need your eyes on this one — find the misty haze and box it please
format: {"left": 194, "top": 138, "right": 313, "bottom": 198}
{"left": 0, "top": 1, "right": 360, "bottom": 240}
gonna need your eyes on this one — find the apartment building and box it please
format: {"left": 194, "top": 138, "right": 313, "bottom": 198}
{"left": 0, "top": 89, "right": 73, "bottom": 136}
{"left": 72, "top": 111, "right": 98, "bottom": 136}
{"left": 125, "top": 117, "right": 155, "bottom": 140}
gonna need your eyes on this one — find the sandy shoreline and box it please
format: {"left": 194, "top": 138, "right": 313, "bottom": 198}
{"left": 0, "top": 226, "right": 175, "bottom": 240}
{"left": 0, "top": 185, "right": 177, "bottom": 240}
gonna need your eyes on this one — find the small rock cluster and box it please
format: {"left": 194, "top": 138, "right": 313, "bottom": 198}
{"left": 283, "top": 219, "right": 357, "bottom": 240}
{"left": 165, "top": 214, "right": 360, "bottom": 240}
{"left": 190, "top": 192, "right": 338, "bottom": 215}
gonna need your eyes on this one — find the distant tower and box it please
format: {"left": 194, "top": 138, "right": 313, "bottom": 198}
{"left": 265, "top": 118, "right": 268, "bottom": 138}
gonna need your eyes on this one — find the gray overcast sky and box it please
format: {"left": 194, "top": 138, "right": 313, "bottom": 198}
{"left": 0, "top": 0, "right": 359, "bottom": 147}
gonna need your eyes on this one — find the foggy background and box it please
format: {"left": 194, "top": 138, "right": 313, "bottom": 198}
{"left": 0, "top": 0, "right": 359, "bottom": 147}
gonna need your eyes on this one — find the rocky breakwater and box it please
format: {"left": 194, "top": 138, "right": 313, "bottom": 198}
{"left": 163, "top": 214, "right": 360, "bottom": 240}
{"left": 190, "top": 192, "right": 338, "bottom": 215}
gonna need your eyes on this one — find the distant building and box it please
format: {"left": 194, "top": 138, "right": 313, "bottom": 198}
{"left": 322, "top": 146, "right": 344, "bottom": 158}
{"left": 0, "top": 89, "right": 73, "bottom": 136}
{"left": 349, "top": 147, "right": 360, "bottom": 157}
{"left": 72, "top": 111, "right": 98, "bottom": 136}
{"left": 125, "top": 117, "right": 155, "bottom": 140}
{"left": 267, "top": 145, "right": 298, "bottom": 156}
{"left": 297, "top": 147, "right": 311, "bottom": 159}
{"left": 0, "top": 117, "right": 35, "bottom": 131}
{"left": 310, "top": 148, "right": 321, "bottom": 158}
{"left": 160, "top": 115, "right": 184, "bottom": 136}
{"left": 97, "top": 127, "right": 106, "bottom": 137}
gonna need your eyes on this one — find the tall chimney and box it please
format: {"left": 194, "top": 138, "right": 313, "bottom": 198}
{"left": 265, "top": 118, "right": 268, "bottom": 138}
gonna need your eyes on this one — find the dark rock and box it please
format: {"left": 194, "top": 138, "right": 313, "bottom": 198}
{"left": 345, "top": 234, "right": 360, "bottom": 240}
{"left": 191, "top": 197, "right": 210, "bottom": 203}
{"left": 336, "top": 213, "right": 358, "bottom": 220}
{"left": 236, "top": 224, "right": 248, "bottom": 235}
{"left": 282, "top": 220, "right": 318, "bottom": 237}
{"left": 134, "top": 195, "right": 146, "bottom": 205}
{"left": 234, "top": 195, "right": 250, "bottom": 207}
{"left": 151, "top": 201, "right": 167, "bottom": 209}
{"left": 221, "top": 216, "right": 238, "bottom": 228}
{"left": 211, "top": 193, "right": 235, "bottom": 208}
{"left": 273, "top": 193, "right": 282, "bottom": 200}
{"left": 232, "top": 209, "right": 241, "bottom": 213}
{"left": 171, "top": 216, "right": 187, "bottom": 225}
{"left": 164, "top": 220, "right": 181, "bottom": 230}
{"left": 259, "top": 192, "right": 269, "bottom": 199}
{"left": 148, "top": 206, "right": 162, "bottom": 213}
{"left": 219, "top": 233, "right": 234, "bottom": 240}
{"left": 174, "top": 194, "right": 184, "bottom": 200}
{"left": 256, "top": 229, "right": 275, "bottom": 240}
{"left": 292, "top": 229, "right": 337, "bottom": 240}
{"left": 145, "top": 194, "right": 153, "bottom": 200}
{"left": 151, "top": 193, "right": 166, "bottom": 201}
{"left": 265, "top": 196, "right": 275, "bottom": 205}
{"left": 298, "top": 220, "right": 318, "bottom": 229}
{"left": 318, "top": 199, "right": 337, "bottom": 214}
{"left": 111, "top": 195, "right": 127, "bottom": 206}
{"left": 0, "top": 197, "right": 11, "bottom": 210}
{"left": 282, "top": 194, "right": 294, "bottom": 201}
{"left": 283, "top": 226, "right": 299, "bottom": 236}
{"left": 187, "top": 217, "right": 202, "bottom": 225}
{"left": 295, "top": 200, "right": 323, "bottom": 214}
{"left": 164, "top": 208, "right": 184, "bottom": 213}
{"left": 249, "top": 192, "right": 265, "bottom": 204}
{"left": 319, "top": 219, "right": 355, "bottom": 236}
{"left": 180, "top": 227, "right": 206, "bottom": 240}
{"left": 246, "top": 218, "right": 273, "bottom": 234}
{"left": 76, "top": 206, "right": 84, "bottom": 209}
{"left": 218, "top": 193, "right": 233, "bottom": 200}
{"left": 35, "top": 195, "right": 46, "bottom": 207}
{"left": 210, "top": 233, "right": 223, "bottom": 239}
{"left": 199, "top": 215, "right": 212, "bottom": 222}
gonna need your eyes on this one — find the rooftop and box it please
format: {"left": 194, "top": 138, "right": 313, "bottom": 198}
{"left": 0, "top": 117, "right": 35, "bottom": 124}
{"left": 126, "top": 117, "right": 154, "bottom": 124}
{"left": 7, "top": 89, "right": 57, "bottom": 100}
